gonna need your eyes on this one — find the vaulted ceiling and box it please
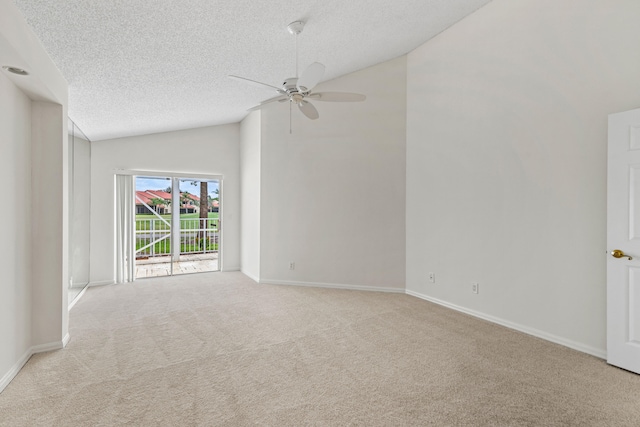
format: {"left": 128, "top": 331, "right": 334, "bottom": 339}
{"left": 15, "top": 0, "right": 491, "bottom": 141}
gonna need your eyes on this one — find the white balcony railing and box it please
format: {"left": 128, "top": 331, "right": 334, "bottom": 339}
{"left": 135, "top": 217, "right": 219, "bottom": 258}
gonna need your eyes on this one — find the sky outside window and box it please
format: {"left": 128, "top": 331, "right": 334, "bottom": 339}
{"left": 135, "top": 177, "right": 219, "bottom": 198}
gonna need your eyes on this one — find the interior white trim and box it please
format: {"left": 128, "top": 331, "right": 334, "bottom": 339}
{"left": 114, "top": 169, "right": 223, "bottom": 181}
{"left": 406, "top": 289, "right": 606, "bottom": 360}
{"left": 260, "top": 279, "right": 405, "bottom": 294}
{"left": 31, "top": 339, "right": 66, "bottom": 354}
{"left": 88, "top": 280, "right": 116, "bottom": 287}
{"left": 68, "top": 286, "right": 89, "bottom": 311}
{"left": 0, "top": 348, "right": 31, "bottom": 393}
{"left": 242, "top": 270, "right": 260, "bottom": 283}
{"left": 1, "top": 338, "right": 69, "bottom": 393}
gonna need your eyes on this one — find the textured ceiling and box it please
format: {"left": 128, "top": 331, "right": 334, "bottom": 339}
{"left": 14, "top": 0, "right": 491, "bottom": 141}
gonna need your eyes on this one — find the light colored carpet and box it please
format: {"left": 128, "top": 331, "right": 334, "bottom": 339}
{"left": 1, "top": 272, "right": 639, "bottom": 426}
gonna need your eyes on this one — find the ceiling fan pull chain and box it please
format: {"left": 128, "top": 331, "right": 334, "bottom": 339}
{"left": 289, "top": 101, "right": 292, "bottom": 134}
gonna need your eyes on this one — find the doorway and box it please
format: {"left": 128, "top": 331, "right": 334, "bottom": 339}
{"left": 134, "top": 175, "right": 221, "bottom": 278}
{"left": 607, "top": 108, "right": 640, "bottom": 375}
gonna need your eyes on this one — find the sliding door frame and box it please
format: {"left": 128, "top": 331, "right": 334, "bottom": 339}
{"left": 117, "top": 169, "right": 224, "bottom": 274}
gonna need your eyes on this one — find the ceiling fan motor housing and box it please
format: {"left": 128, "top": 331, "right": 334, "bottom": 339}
{"left": 282, "top": 78, "right": 306, "bottom": 103}
{"left": 283, "top": 77, "right": 305, "bottom": 94}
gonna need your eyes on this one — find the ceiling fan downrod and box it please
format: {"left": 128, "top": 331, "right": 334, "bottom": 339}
{"left": 287, "top": 21, "right": 305, "bottom": 78}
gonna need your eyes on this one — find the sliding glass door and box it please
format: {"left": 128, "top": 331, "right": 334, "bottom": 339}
{"left": 134, "top": 175, "right": 220, "bottom": 278}
{"left": 134, "top": 176, "right": 173, "bottom": 277}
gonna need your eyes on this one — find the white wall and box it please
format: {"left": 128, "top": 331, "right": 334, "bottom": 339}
{"left": 259, "top": 57, "right": 407, "bottom": 290}
{"left": 31, "top": 101, "right": 68, "bottom": 346}
{"left": 0, "top": 0, "right": 69, "bottom": 391}
{"left": 406, "top": 0, "right": 640, "bottom": 356}
{"left": 90, "top": 124, "right": 241, "bottom": 284}
{"left": 0, "top": 72, "right": 33, "bottom": 386}
{"left": 240, "top": 111, "right": 261, "bottom": 281}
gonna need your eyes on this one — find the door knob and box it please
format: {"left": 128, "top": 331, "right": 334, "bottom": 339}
{"left": 611, "top": 249, "right": 632, "bottom": 260}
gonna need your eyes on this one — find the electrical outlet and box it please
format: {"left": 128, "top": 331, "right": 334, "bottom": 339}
{"left": 472, "top": 282, "right": 479, "bottom": 294}
{"left": 429, "top": 272, "right": 436, "bottom": 283}
{"left": 289, "top": 262, "right": 295, "bottom": 271}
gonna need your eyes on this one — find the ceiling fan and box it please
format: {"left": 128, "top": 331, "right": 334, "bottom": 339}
{"left": 229, "top": 20, "right": 366, "bottom": 127}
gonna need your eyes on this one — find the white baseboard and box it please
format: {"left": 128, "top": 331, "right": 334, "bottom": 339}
{"left": 0, "top": 337, "right": 67, "bottom": 393}
{"left": 406, "top": 289, "right": 606, "bottom": 359}
{"left": 0, "top": 348, "right": 31, "bottom": 393}
{"left": 62, "top": 333, "right": 70, "bottom": 348}
{"left": 260, "top": 278, "right": 405, "bottom": 294}
{"left": 68, "top": 286, "right": 89, "bottom": 310}
{"left": 88, "top": 280, "right": 115, "bottom": 287}
{"left": 241, "top": 270, "right": 260, "bottom": 283}
{"left": 31, "top": 338, "right": 66, "bottom": 354}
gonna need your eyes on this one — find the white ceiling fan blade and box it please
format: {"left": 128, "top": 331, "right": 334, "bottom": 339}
{"left": 229, "top": 75, "right": 285, "bottom": 94}
{"left": 308, "top": 92, "right": 366, "bottom": 102}
{"left": 298, "top": 100, "right": 319, "bottom": 120}
{"left": 247, "top": 95, "right": 289, "bottom": 111}
{"left": 297, "top": 62, "right": 325, "bottom": 92}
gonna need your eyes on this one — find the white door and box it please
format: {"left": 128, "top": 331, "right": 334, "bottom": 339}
{"left": 607, "top": 108, "right": 640, "bottom": 374}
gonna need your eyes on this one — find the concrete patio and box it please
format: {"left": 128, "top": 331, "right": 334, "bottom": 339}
{"left": 135, "top": 253, "right": 219, "bottom": 278}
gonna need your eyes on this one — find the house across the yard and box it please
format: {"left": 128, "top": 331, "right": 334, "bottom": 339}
{"left": 135, "top": 189, "right": 217, "bottom": 214}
